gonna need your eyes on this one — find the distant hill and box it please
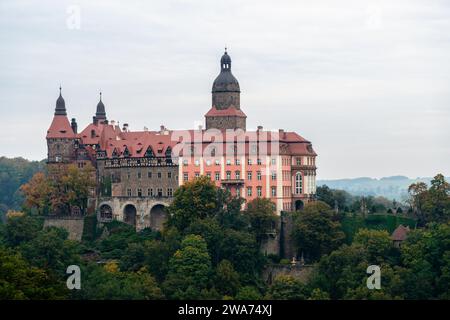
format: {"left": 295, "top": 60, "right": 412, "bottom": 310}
{"left": 0, "top": 157, "right": 45, "bottom": 222}
{"left": 317, "top": 175, "right": 449, "bottom": 201}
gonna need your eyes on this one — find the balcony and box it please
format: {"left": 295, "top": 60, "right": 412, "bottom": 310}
{"left": 221, "top": 179, "right": 245, "bottom": 185}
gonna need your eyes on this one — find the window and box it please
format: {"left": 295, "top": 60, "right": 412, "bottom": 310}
{"left": 168, "top": 172, "right": 172, "bottom": 179}
{"left": 157, "top": 188, "right": 163, "bottom": 197}
{"left": 247, "top": 187, "right": 252, "bottom": 196}
{"left": 296, "top": 157, "right": 301, "bottom": 166}
{"left": 148, "top": 188, "right": 153, "bottom": 197}
{"left": 257, "top": 186, "right": 262, "bottom": 197}
{"left": 127, "top": 188, "right": 132, "bottom": 197}
{"left": 215, "top": 172, "right": 220, "bottom": 181}
{"left": 215, "top": 159, "right": 220, "bottom": 165}
{"left": 206, "top": 160, "right": 211, "bottom": 166}
{"left": 183, "top": 159, "right": 188, "bottom": 166}
{"left": 235, "top": 158, "right": 240, "bottom": 165}
{"left": 183, "top": 173, "right": 189, "bottom": 181}
{"left": 235, "top": 171, "right": 240, "bottom": 179}
{"left": 167, "top": 188, "right": 173, "bottom": 197}
{"left": 195, "top": 172, "right": 200, "bottom": 178}
{"left": 137, "top": 188, "right": 142, "bottom": 197}
{"left": 295, "top": 172, "right": 303, "bottom": 194}
{"left": 271, "top": 171, "right": 277, "bottom": 180}
{"left": 157, "top": 172, "right": 162, "bottom": 179}
{"left": 206, "top": 172, "right": 211, "bottom": 179}
{"left": 226, "top": 171, "right": 231, "bottom": 180}
{"left": 195, "top": 159, "right": 200, "bottom": 167}
{"left": 137, "top": 172, "right": 141, "bottom": 179}
{"left": 148, "top": 171, "right": 152, "bottom": 178}
{"left": 271, "top": 187, "right": 277, "bottom": 197}
{"left": 257, "top": 158, "right": 262, "bottom": 165}
{"left": 257, "top": 171, "right": 262, "bottom": 181}
{"left": 127, "top": 172, "right": 130, "bottom": 179}
{"left": 271, "top": 158, "right": 276, "bottom": 165}
{"left": 247, "top": 171, "right": 252, "bottom": 180}
{"left": 247, "top": 158, "right": 252, "bottom": 165}
{"left": 226, "top": 159, "right": 231, "bottom": 165}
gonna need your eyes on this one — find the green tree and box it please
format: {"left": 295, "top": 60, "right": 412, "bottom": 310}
{"left": 292, "top": 201, "right": 345, "bottom": 261}
{"left": 163, "top": 234, "right": 212, "bottom": 299}
{"left": 0, "top": 246, "right": 66, "bottom": 299}
{"left": 244, "top": 198, "right": 277, "bottom": 245}
{"left": 215, "top": 259, "right": 240, "bottom": 297}
{"left": 235, "top": 286, "right": 262, "bottom": 300}
{"left": 353, "top": 228, "right": 393, "bottom": 264}
{"left": 167, "top": 177, "right": 220, "bottom": 231}
{"left": 3, "top": 215, "right": 43, "bottom": 247}
{"left": 266, "top": 275, "right": 309, "bottom": 300}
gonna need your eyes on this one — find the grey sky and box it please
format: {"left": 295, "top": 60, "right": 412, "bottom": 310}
{"left": 0, "top": 0, "right": 449, "bottom": 179}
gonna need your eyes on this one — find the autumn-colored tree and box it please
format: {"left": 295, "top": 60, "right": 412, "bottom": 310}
{"left": 20, "top": 172, "right": 53, "bottom": 215}
{"left": 21, "top": 164, "right": 95, "bottom": 215}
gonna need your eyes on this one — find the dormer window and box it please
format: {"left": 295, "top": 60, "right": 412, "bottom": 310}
{"left": 145, "top": 146, "right": 154, "bottom": 157}
{"left": 112, "top": 148, "right": 119, "bottom": 158}
{"left": 123, "top": 146, "right": 130, "bottom": 157}
{"left": 165, "top": 146, "right": 172, "bottom": 158}
{"left": 91, "top": 129, "right": 96, "bottom": 138}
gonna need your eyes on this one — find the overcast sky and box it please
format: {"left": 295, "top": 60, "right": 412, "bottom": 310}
{"left": 0, "top": 0, "right": 449, "bottom": 179}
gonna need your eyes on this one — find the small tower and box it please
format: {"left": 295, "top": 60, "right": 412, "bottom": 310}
{"left": 46, "top": 87, "right": 76, "bottom": 164}
{"left": 205, "top": 49, "right": 246, "bottom": 130}
{"left": 95, "top": 91, "right": 107, "bottom": 123}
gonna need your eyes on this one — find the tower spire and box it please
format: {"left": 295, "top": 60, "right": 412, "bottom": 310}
{"left": 54, "top": 86, "right": 67, "bottom": 116}
{"left": 95, "top": 90, "right": 107, "bottom": 122}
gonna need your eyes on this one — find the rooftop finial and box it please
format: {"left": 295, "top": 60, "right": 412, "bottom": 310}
{"left": 99, "top": 91, "right": 102, "bottom": 101}
{"left": 224, "top": 45, "right": 227, "bottom": 53}
{"left": 59, "top": 85, "right": 62, "bottom": 95}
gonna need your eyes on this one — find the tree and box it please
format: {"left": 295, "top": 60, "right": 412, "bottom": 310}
{"left": 292, "top": 201, "right": 345, "bottom": 261}
{"left": 266, "top": 275, "right": 309, "bottom": 300}
{"left": 407, "top": 182, "right": 429, "bottom": 225}
{"left": 353, "top": 229, "right": 392, "bottom": 264}
{"left": 3, "top": 215, "right": 43, "bottom": 247}
{"left": 167, "top": 177, "right": 221, "bottom": 231}
{"left": 235, "top": 286, "right": 262, "bottom": 300}
{"left": 20, "top": 172, "right": 53, "bottom": 215}
{"left": 244, "top": 198, "right": 277, "bottom": 245}
{"left": 19, "top": 226, "right": 80, "bottom": 277}
{"left": 215, "top": 259, "right": 240, "bottom": 297}
{"left": 21, "top": 164, "right": 95, "bottom": 216}
{"left": 75, "top": 263, "right": 163, "bottom": 300}
{"left": 163, "top": 234, "right": 212, "bottom": 299}
{"left": 0, "top": 246, "right": 66, "bottom": 299}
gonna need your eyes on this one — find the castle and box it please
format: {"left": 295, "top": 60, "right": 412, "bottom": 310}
{"left": 46, "top": 50, "right": 317, "bottom": 231}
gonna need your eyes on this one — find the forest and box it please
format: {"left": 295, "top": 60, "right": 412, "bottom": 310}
{"left": 0, "top": 158, "right": 449, "bottom": 300}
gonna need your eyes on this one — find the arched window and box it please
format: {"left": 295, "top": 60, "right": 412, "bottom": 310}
{"left": 295, "top": 172, "right": 303, "bottom": 194}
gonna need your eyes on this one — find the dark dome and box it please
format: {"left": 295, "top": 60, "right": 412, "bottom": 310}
{"left": 96, "top": 100, "right": 105, "bottom": 114}
{"left": 54, "top": 87, "right": 67, "bottom": 116}
{"left": 212, "top": 50, "right": 240, "bottom": 93}
{"left": 95, "top": 92, "right": 107, "bottom": 120}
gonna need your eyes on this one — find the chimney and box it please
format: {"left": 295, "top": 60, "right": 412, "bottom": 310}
{"left": 144, "top": 126, "right": 148, "bottom": 132}
{"left": 160, "top": 125, "right": 165, "bottom": 132}
{"left": 257, "top": 125, "right": 263, "bottom": 132}
{"left": 110, "top": 120, "right": 116, "bottom": 127}
{"left": 93, "top": 116, "right": 98, "bottom": 125}
{"left": 279, "top": 128, "right": 286, "bottom": 139}
{"left": 71, "top": 118, "right": 78, "bottom": 134}
{"left": 122, "top": 123, "right": 129, "bottom": 132}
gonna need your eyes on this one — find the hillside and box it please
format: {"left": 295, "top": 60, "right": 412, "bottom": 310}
{"left": 0, "top": 157, "right": 45, "bottom": 221}
{"left": 317, "top": 175, "right": 448, "bottom": 201}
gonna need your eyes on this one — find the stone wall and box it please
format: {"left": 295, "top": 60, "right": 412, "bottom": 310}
{"left": 44, "top": 216, "right": 85, "bottom": 241}
{"left": 262, "top": 264, "right": 313, "bottom": 285}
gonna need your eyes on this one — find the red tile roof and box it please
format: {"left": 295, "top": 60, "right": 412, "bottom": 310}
{"left": 46, "top": 115, "right": 75, "bottom": 139}
{"left": 205, "top": 106, "right": 247, "bottom": 117}
{"left": 391, "top": 225, "right": 410, "bottom": 241}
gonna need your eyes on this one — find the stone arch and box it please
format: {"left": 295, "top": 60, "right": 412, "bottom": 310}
{"left": 99, "top": 203, "right": 113, "bottom": 221}
{"left": 295, "top": 200, "right": 304, "bottom": 211}
{"left": 150, "top": 204, "right": 167, "bottom": 231}
{"left": 123, "top": 203, "right": 137, "bottom": 226}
